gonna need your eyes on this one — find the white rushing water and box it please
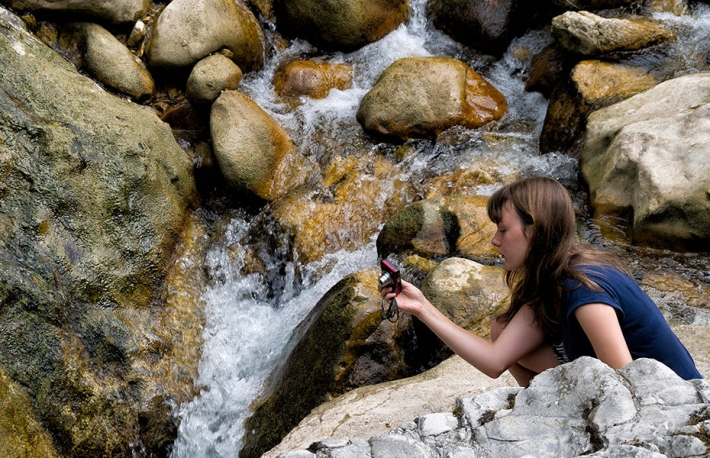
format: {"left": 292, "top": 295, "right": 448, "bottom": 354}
{"left": 170, "top": 2, "right": 710, "bottom": 457}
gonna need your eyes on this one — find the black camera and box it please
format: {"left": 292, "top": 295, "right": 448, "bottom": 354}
{"left": 378, "top": 259, "right": 401, "bottom": 294}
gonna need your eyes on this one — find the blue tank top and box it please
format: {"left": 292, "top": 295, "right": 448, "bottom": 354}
{"left": 561, "top": 264, "right": 702, "bottom": 380}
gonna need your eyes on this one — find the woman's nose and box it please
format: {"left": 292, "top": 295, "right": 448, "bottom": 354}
{"left": 491, "top": 234, "right": 500, "bottom": 247}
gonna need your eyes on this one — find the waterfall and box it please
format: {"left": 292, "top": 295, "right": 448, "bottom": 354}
{"left": 170, "top": 2, "right": 710, "bottom": 457}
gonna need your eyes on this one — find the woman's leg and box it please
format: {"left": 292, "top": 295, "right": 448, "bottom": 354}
{"left": 490, "top": 319, "right": 560, "bottom": 387}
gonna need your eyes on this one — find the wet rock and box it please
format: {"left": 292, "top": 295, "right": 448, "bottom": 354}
{"left": 277, "top": 357, "right": 710, "bottom": 457}
{"left": 0, "top": 366, "right": 60, "bottom": 458}
{"left": 552, "top": 11, "right": 674, "bottom": 56}
{"left": 273, "top": 0, "right": 409, "bottom": 51}
{"left": 266, "top": 155, "right": 413, "bottom": 263}
{"left": 426, "top": 0, "right": 534, "bottom": 55}
{"left": 209, "top": 90, "right": 310, "bottom": 201}
{"left": 7, "top": 0, "right": 151, "bottom": 23}
{"left": 376, "top": 195, "right": 498, "bottom": 260}
{"left": 273, "top": 59, "right": 353, "bottom": 100}
{"left": 420, "top": 258, "right": 508, "bottom": 337}
{"left": 241, "top": 269, "right": 413, "bottom": 458}
{"left": 525, "top": 43, "right": 574, "bottom": 98}
{"left": 0, "top": 6, "right": 197, "bottom": 456}
{"left": 540, "top": 60, "right": 656, "bottom": 155}
{"left": 145, "top": 0, "right": 265, "bottom": 72}
{"left": 581, "top": 72, "right": 710, "bottom": 252}
{"left": 186, "top": 53, "right": 243, "bottom": 104}
{"left": 79, "top": 22, "right": 155, "bottom": 100}
{"left": 357, "top": 57, "right": 506, "bottom": 141}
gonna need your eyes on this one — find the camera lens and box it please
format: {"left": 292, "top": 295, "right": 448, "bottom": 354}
{"left": 378, "top": 272, "right": 392, "bottom": 287}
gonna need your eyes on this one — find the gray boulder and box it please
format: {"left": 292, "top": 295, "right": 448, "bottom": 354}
{"left": 80, "top": 22, "right": 154, "bottom": 100}
{"left": 552, "top": 11, "right": 673, "bottom": 56}
{"left": 146, "top": 0, "right": 265, "bottom": 72}
{"left": 210, "top": 90, "right": 309, "bottom": 201}
{"left": 279, "top": 358, "right": 710, "bottom": 457}
{"left": 0, "top": 6, "right": 197, "bottom": 456}
{"left": 581, "top": 73, "right": 710, "bottom": 251}
{"left": 6, "top": 0, "right": 151, "bottom": 23}
{"left": 357, "top": 57, "right": 507, "bottom": 141}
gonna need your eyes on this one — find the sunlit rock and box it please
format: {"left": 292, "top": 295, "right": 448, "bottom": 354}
{"left": 357, "top": 57, "right": 506, "bottom": 141}
{"left": 426, "top": 0, "right": 532, "bottom": 55}
{"left": 0, "top": 6, "right": 197, "bottom": 456}
{"left": 210, "top": 90, "right": 310, "bottom": 201}
{"left": 581, "top": 73, "right": 710, "bottom": 252}
{"left": 377, "top": 195, "right": 499, "bottom": 260}
{"left": 186, "top": 53, "right": 243, "bottom": 104}
{"left": 273, "top": 59, "right": 353, "bottom": 101}
{"left": 421, "top": 257, "right": 508, "bottom": 337}
{"left": 263, "top": 355, "right": 516, "bottom": 457}
{"left": 266, "top": 155, "right": 413, "bottom": 263}
{"left": 552, "top": 11, "right": 673, "bottom": 56}
{"left": 540, "top": 60, "right": 656, "bottom": 155}
{"left": 7, "top": 0, "right": 151, "bottom": 23}
{"left": 79, "top": 22, "right": 155, "bottom": 100}
{"left": 273, "top": 0, "right": 409, "bottom": 51}
{"left": 145, "top": 0, "right": 265, "bottom": 72}
{"left": 276, "top": 357, "right": 710, "bottom": 457}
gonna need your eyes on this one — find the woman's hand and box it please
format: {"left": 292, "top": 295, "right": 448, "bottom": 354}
{"left": 379, "top": 279, "right": 431, "bottom": 319}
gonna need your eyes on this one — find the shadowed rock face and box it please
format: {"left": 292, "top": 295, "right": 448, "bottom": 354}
{"left": 0, "top": 8, "right": 198, "bottom": 456}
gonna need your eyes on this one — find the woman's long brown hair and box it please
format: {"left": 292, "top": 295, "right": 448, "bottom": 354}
{"left": 487, "top": 176, "right": 629, "bottom": 341}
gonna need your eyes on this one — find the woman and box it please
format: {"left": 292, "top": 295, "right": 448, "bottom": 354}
{"left": 381, "top": 176, "right": 701, "bottom": 386}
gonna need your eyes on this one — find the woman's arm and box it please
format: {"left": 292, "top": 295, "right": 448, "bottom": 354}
{"left": 574, "top": 303, "right": 632, "bottom": 369}
{"left": 382, "top": 280, "right": 549, "bottom": 378}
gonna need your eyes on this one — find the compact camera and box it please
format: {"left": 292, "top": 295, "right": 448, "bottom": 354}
{"left": 378, "top": 259, "right": 402, "bottom": 294}
{"left": 379, "top": 259, "right": 402, "bottom": 322}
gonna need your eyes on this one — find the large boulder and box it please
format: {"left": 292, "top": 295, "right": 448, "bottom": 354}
{"left": 581, "top": 73, "right": 710, "bottom": 252}
{"left": 357, "top": 57, "right": 506, "bottom": 141}
{"left": 273, "top": 0, "right": 409, "bottom": 51}
{"left": 377, "top": 195, "right": 498, "bottom": 260}
{"left": 0, "top": 7, "right": 198, "bottom": 456}
{"left": 275, "top": 357, "right": 710, "bottom": 457}
{"left": 552, "top": 11, "right": 673, "bottom": 56}
{"left": 5, "top": 0, "right": 151, "bottom": 23}
{"left": 540, "top": 60, "right": 656, "bottom": 155}
{"left": 145, "top": 0, "right": 265, "bottom": 72}
{"left": 209, "top": 90, "right": 311, "bottom": 201}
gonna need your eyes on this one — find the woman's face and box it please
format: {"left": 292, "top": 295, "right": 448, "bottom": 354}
{"left": 491, "top": 201, "right": 531, "bottom": 271}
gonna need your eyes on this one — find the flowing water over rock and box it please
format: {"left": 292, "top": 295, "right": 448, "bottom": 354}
{"left": 170, "top": 3, "right": 710, "bottom": 456}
